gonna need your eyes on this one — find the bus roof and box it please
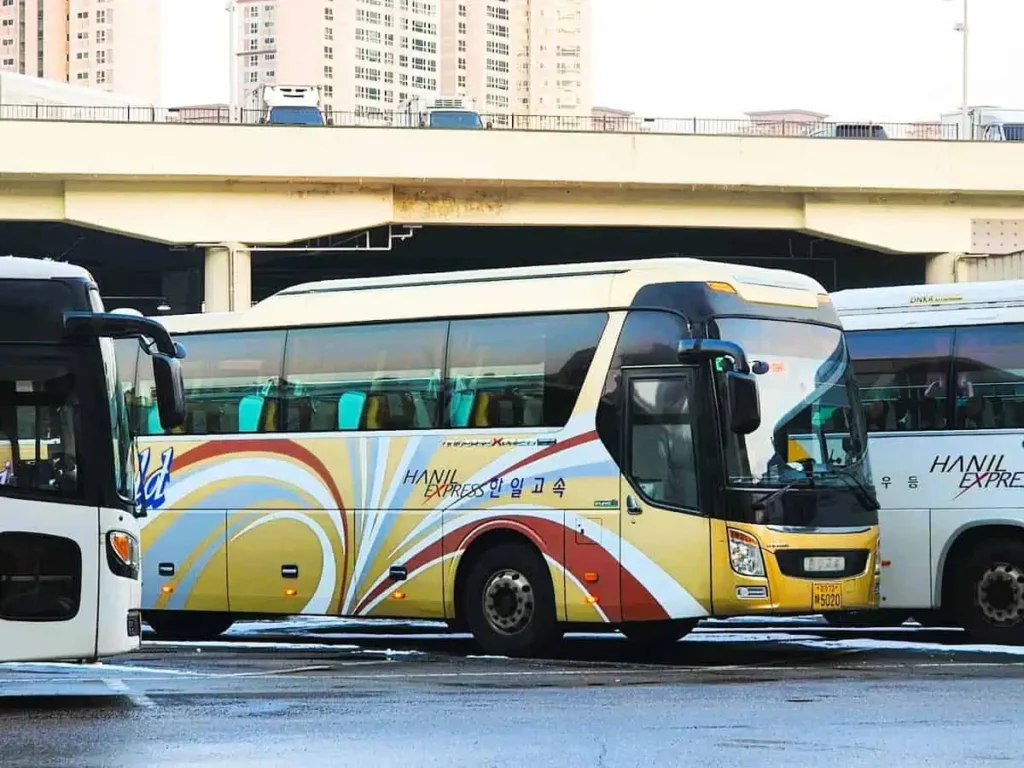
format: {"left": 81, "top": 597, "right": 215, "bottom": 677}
{"left": 157, "top": 257, "right": 830, "bottom": 334}
{"left": 0, "top": 256, "right": 93, "bottom": 281}
{"left": 832, "top": 279, "right": 1024, "bottom": 330}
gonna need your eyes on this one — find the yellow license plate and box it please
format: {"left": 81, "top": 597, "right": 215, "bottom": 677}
{"left": 812, "top": 582, "right": 843, "bottom": 611}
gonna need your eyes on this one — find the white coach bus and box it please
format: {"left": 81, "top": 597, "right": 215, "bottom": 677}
{"left": 0, "top": 258, "right": 185, "bottom": 663}
{"left": 833, "top": 279, "right": 1024, "bottom": 643}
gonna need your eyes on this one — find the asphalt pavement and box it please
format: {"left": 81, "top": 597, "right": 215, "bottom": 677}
{"left": 2, "top": 619, "right": 1024, "bottom": 767}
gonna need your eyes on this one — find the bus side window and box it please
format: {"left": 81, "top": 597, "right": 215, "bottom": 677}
{"left": 845, "top": 328, "right": 953, "bottom": 432}
{"left": 447, "top": 313, "right": 607, "bottom": 430}
{"left": 952, "top": 324, "right": 1024, "bottom": 430}
{"left": 282, "top": 321, "right": 447, "bottom": 433}
{"left": 137, "top": 331, "right": 285, "bottom": 437}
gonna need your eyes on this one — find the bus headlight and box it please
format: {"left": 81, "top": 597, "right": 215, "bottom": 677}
{"left": 728, "top": 528, "right": 765, "bottom": 577}
{"left": 106, "top": 530, "right": 141, "bottom": 580}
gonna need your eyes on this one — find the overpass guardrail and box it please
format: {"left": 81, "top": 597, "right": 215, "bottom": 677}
{"left": 0, "top": 103, "right": 1003, "bottom": 141}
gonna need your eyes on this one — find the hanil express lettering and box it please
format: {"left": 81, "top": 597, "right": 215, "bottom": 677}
{"left": 929, "top": 453, "right": 1024, "bottom": 497}
{"left": 402, "top": 468, "right": 486, "bottom": 500}
{"left": 136, "top": 446, "right": 174, "bottom": 510}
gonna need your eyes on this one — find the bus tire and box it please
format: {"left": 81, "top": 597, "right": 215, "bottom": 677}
{"left": 145, "top": 611, "right": 234, "bottom": 641}
{"left": 460, "top": 540, "right": 559, "bottom": 657}
{"left": 620, "top": 619, "right": 696, "bottom": 647}
{"left": 953, "top": 538, "right": 1024, "bottom": 645}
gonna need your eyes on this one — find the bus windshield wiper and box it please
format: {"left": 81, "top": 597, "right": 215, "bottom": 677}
{"left": 751, "top": 475, "right": 815, "bottom": 511}
{"left": 828, "top": 466, "right": 881, "bottom": 511}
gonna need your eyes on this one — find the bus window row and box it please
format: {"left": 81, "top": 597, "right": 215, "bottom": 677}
{"left": 846, "top": 323, "right": 1024, "bottom": 432}
{"left": 115, "top": 312, "right": 608, "bottom": 436}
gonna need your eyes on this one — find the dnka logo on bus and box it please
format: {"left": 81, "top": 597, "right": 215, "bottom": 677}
{"left": 929, "top": 453, "right": 1024, "bottom": 498}
{"left": 136, "top": 447, "right": 174, "bottom": 510}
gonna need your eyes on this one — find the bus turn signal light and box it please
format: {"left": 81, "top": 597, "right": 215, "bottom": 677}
{"left": 584, "top": 572, "right": 599, "bottom": 583}
{"left": 109, "top": 532, "right": 132, "bottom": 564}
{"left": 391, "top": 590, "right": 406, "bottom": 600}
{"left": 585, "top": 595, "right": 599, "bottom": 605}
{"left": 284, "top": 588, "right": 298, "bottom": 597}
{"left": 161, "top": 586, "right": 174, "bottom": 595}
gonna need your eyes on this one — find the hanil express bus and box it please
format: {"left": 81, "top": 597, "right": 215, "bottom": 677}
{"left": 0, "top": 258, "right": 185, "bottom": 663}
{"left": 833, "top": 279, "right": 1024, "bottom": 644}
{"left": 116, "top": 258, "right": 879, "bottom": 657}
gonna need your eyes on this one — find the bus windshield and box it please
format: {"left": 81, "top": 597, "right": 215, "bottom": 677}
{"left": 713, "top": 317, "right": 870, "bottom": 490}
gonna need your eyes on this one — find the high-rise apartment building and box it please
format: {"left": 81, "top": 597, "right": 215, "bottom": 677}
{"left": 231, "top": 0, "right": 590, "bottom": 118}
{"left": 0, "top": 0, "right": 161, "bottom": 102}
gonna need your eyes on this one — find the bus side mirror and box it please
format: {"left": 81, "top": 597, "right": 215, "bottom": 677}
{"left": 726, "top": 371, "right": 761, "bottom": 435}
{"left": 152, "top": 354, "right": 186, "bottom": 431}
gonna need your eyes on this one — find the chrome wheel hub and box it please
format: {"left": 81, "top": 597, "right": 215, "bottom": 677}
{"left": 482, "top": 568, "right": 534, "bottom": 635}
{"left": 977, "top": 562, "right": 1024, "bottom": 626}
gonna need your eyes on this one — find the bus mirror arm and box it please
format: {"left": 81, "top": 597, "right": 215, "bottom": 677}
{"left": 677, "top": 339, "right": 760, "bottom": 434}
{"left": 62, "top": 311, "right": 187, "bottom": 430}
{"left": 62, "top": 312, "right": 186, "bottom": 359}
{"left": 677, "top": 339, "right": 750, "bottom": 373}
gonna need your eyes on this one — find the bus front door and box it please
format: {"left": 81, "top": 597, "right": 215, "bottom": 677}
{"left": 618, "top": 368, "right": 712, "bottom": 622}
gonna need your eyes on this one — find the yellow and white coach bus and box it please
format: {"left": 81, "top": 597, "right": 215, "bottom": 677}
{"left": 116, "top": 258, "right": 880, "bottom": 656}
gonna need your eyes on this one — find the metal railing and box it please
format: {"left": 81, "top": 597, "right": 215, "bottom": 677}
{"left": 0, "top": 103, "right": 1001, "bottom": 141}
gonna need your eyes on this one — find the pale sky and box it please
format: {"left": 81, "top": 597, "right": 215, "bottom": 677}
{"left": 161, "top": 0, "right": 1024, "bottom": 121}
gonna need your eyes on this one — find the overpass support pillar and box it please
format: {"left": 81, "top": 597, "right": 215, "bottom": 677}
{"left": 925, "top": 252, "right": 959, "bottom": 284}
{"left": 925, "top": 251, "right": 1024, "bottom": 283}
{"left": 203, "top": 242, "right": 251, "bottom": 312}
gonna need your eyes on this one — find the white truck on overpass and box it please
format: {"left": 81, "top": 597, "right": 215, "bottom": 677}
{"left": 394, "top": 95, "right": 483, "bottom": 129}
{"left": 941, "top": 107, "right": 1024, "bottom": 141}
{"left": 257, "top": 85, "right": 325, "bottom": 126}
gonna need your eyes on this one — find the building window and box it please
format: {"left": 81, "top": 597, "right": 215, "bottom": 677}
{"left": 324, "top": 65, "right": 333, "bottom": 79}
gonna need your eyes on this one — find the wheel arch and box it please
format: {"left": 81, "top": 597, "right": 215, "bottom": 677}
{"left": 937, "top": 520, "right": 1024, "bottom": 608}
{"left": 449, "top": 521, "right": 559, "bottom": 626}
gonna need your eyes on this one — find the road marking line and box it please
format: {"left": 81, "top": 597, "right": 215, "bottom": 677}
{"left": 102, "top": 678, "right": 157, "bottom": 709}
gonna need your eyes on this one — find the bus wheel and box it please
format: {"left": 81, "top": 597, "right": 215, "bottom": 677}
{"left": 954, "top": 539, "right": 1024, "bottom": 645}
{"left": 145, "top": 611, "right": 234, "bottom": 641}
{"left": 620, "top": 620, "right": 696, "bottom": 647}
{"left": 461, "top": 541, "right": 559, "bottom": 657}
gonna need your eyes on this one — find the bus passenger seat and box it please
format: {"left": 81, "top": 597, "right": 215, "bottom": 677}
{"left": 449, "top": 379, "right": 475, "bottom": 427}
{"left": 337, "top": 391, "right": 366, "bottom": 430}
{"left": 486, "top": 391, "right": 523, "bottom": 428}
{"left": 238, "top": 394, "right": 265, "bottom": 433}
{"left": 469, "top": 392, "right": 493, "bottom": 427}
{"left": 962, "top": 396, "right": 994, "bottom": 429}
{"left": 865, "top": 401, "right": 896, "bottom": 432}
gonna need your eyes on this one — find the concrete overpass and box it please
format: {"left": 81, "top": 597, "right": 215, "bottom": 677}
{"left": 0, "top": 119, "right": 1022, "bottom": 310}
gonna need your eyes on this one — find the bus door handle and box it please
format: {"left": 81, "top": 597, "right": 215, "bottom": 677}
{"left": 626, "top": 495, "right": 642, "bottom": 515}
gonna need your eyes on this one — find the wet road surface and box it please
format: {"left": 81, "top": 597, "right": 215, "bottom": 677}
{"left": 3, "top": 618, "right": 1024, "bottom": 767}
